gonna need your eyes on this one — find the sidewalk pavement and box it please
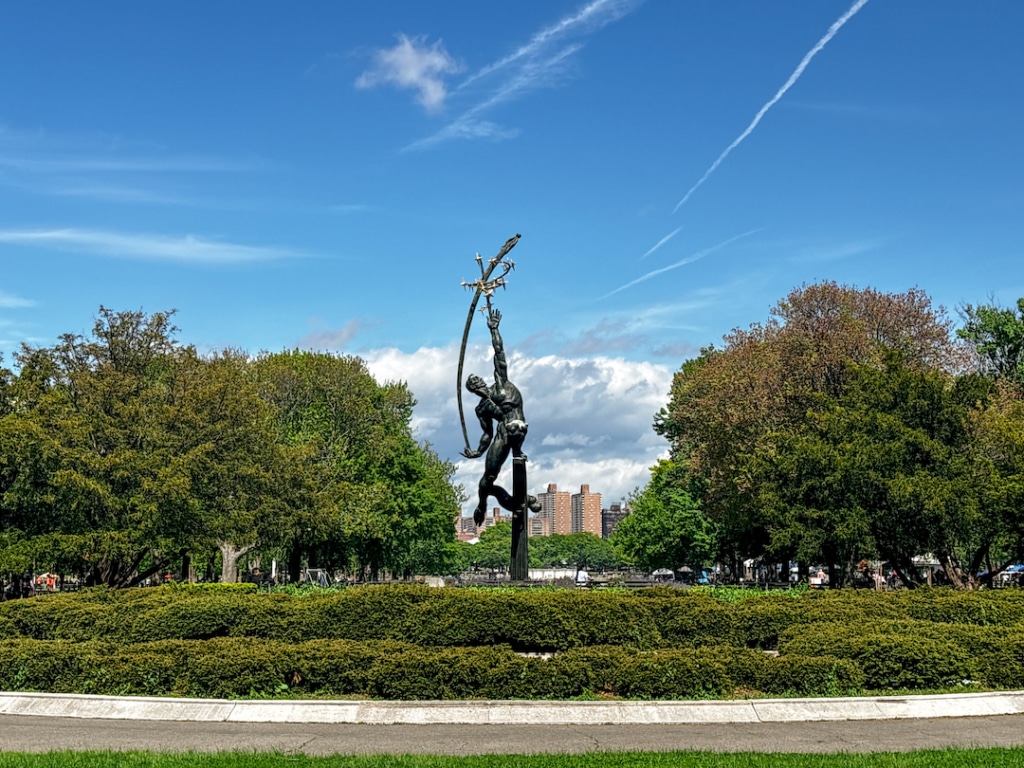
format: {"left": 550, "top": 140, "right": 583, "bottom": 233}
{"left": 3, "top": 690, "right": 1024, "bottom": 724}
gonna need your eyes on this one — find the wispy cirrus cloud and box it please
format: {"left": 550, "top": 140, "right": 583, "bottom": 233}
{"left": 459, "top": 0, "right": 640, "bottom": 90}
{"left": 0, "top": 228, "right": 297, "bottom": 264}
{"left": 0, "top": 124, "right": 269, "bottom": 207}
{"left": 0, "top": 290, "right": 36, "bottom": 308}
{"left": 355, "top": 34, "right": 464, "bottom": 113}
{"left": 792, "top": 238, "right": 881, "bottom": 263}
{"left": 297, "top": 319, "right": 363, "bottom": 350}
{"left": 605, "top": 229, "right": 761, "bottom": 298}
{"left": 0, "top": 154, "right": 259, "bottom": 174}
{"left": 403, "top": 0, "right": 643, "bottom": 150}
{"left": 330, "top": 203, "right": 377, "bottom": 214}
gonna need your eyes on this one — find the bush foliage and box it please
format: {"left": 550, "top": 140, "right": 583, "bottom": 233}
{"left": 2, "top": 585, "right": 1023, "bottom": 699}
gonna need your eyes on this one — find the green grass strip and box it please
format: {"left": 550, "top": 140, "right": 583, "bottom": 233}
{"left": 2, "top": 749, "right": 1024, "bottom": 768}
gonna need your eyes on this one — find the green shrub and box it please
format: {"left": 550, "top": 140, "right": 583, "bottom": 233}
{"left": 174, "top": 638, "right": 292, "bottom": 698}
{"left": 541, "top": 646, "right": 634, "bottom": 698}
{"left": 778, "top": 623, "right": 973, "bottom": 691}
{"left": 761, "top": 655, "right": 865, "bottom": 696}
{"left": 615, "top": 650, "right": 732, "bottom": 699}
{"left": 974, "top": 636, "right": 1024, "bottom": 689}
{"left": 903, "top": 590, "right": 1024, "bottom": 626}
{"left": 647, "top": 595, "right": 743, "bottom": 648}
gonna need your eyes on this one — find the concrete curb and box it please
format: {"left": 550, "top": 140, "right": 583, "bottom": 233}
{"left": 3, "top": 691, "right": 1024, "bottom": 724}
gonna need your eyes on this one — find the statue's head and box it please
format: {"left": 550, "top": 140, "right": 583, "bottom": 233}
{"left": 465, "top": 374, "right": 488, "bottom": 396}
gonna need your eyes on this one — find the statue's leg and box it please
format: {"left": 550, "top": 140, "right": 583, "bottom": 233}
{"left": 474, "top": 436, "right": 509, "bottom": 525}
{"left": 474, "top": 472, "right": 494, "bottom": 526}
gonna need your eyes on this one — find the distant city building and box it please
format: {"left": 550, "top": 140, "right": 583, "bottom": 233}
{"left": 457, "top": 487, "right": 610, "bottom": 541}
{"left": 529, "top": 515, "right": 552, "bottom": 537}
{"left": 477, "top": 507, "right": 509, "bottom": 532}
{"left": 571, "top": 484, "right": 602, "bottom": 536}
{"left": 601, "top": 502, "right": 630, "bottom": 539}
{"left": 535, "top": 483, "right": 572, "bottom": 535}
{"left": 455, "top": 515, "right": 478, "bottom": 542}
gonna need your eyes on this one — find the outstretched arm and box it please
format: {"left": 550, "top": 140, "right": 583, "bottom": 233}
{"left": 488, "top": 309, "right": 508, "bottom": 387}
{"left": 461, "top": 407, "right": 494, "bottom": 459}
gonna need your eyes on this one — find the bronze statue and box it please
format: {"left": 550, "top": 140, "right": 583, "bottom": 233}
{"left": 462, "top": 308, "right": 541, "bottom": 525}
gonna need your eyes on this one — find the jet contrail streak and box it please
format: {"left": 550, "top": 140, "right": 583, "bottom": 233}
{"left": 605, "top": 229, "right": 761, "bottom": 298}
{"left": 641, "top": 226, "right": 683, "bottom": 259}
{"left": 673, "top": 0, "right": 870, "bottom": 213}
{"left": 458, "top": 0, "right": 635, "bottom": 90}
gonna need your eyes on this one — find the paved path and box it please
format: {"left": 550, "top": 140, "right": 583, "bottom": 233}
{"left": 1, "top": 692, "right": 1023, "bottom": 755}
{"left": 3, "top": 714, "right": 1024, "bottom": 755}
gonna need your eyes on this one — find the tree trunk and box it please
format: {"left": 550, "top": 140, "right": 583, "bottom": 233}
{"left": 218, "top": 541, "right": 255, "bottom": 583}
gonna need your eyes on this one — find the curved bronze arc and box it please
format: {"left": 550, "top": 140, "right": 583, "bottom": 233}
{"left": 456, "top": 234, "right": 521, "bottom": 452}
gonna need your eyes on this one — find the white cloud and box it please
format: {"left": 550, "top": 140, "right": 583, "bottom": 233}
{"left": 792, "top": 239, "right": 881, "bottom": 263}
{"left": 0, "top": 228, "right": 297, "bottom": 264}
{"left": 297, "top": 320, "right": 363, "bottom": 351}
{"left": 458, "top": 0, "right": 641, "bottom": 89}
{"left": 640, "top": 227, "right": 682, "bottom": 260}
{"left": 606, "top": 229, "right": 761, "bottom": 298}
{"left": 0, "top": 290, "right": 36, "bottom": 308}
{"left": 355, "top": 34, "right": 464, "bottom": 113}
{"left": 330, "top": 203, "right": 375, "bottom": 214}
{"left": 406, "top": 0, "right": 642, "bottom": 150}
{"left": 362, "top": 343, "right": 672, "bottom": 514}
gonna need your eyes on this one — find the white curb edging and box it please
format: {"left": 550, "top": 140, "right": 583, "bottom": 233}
{"left": 2, "top": 691, "right": 1024, "bottom": 724}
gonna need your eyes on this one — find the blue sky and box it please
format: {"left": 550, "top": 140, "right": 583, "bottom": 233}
{"left": 2, "top": 0, "right": 1023, "bottom": 512}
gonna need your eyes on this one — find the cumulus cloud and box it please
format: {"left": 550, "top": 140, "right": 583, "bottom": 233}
{"left": 355, "top": 34, "right": 464, "bottom": 113}
{"left": 362, "top": 343, "right": 672, "bottom": 514}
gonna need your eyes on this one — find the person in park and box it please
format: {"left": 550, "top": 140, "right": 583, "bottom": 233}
{"left": 462, "top": 307, "right": 542, "bottom": 526}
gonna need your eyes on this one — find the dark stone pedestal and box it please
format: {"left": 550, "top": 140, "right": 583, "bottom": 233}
{"left": 510, "top": 455, "right": 529, "bottom": 581}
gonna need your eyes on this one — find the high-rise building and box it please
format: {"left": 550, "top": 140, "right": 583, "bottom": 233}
{"left": 455, "top": 514, "right": 478, "bottom": 542}
{"left": 571, "top": 484, "right": 602, "bottom": 536}
{"left": 535, "top": 483, "right": 571, "bottom": 535}
{"left": 601, "top": 502, "right": 630, "bottom": 538}
{"left": 529, "top": 515, "right": 551, "bottom": 537}
{"left": 477, "top": 506, "right": 509, "bottom": 532}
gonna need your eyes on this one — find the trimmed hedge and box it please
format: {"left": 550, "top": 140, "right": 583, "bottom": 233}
{"left": 0, "top": 638, "right": 860, "bottom": 700}
{"left": 777, "top": 619, "right": 1024, "bottom": 690}
{"left": 14, "top": 585, "right": 1024, "bottom": 650}
{"left": 4, "top": 586, "right": 1024, "bottom": 698}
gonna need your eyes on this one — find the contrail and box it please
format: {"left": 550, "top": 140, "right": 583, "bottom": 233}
{"left": 640, "top": 226, "right": 682, "bottom": 259}
{"left": 458, "top": 0, "right": 637, "bottom": 90}
{"left": 673, "top": 0, "right": 870, "bottom": 213}
{"left": 605, "top": 229, "right": 761, "bottom": 298}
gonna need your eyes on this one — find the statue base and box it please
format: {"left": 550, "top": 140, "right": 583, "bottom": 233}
{"left": 510, "top": 455, "right": 529, "bottom": 581}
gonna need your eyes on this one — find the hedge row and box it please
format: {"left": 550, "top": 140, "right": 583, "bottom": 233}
{"left": 0, "top": 639, "right": 864, "bottom": 700}
{"left": 3, "top": 586, "right": 1024, "bottom": 651}
{"left": 778, "top": 619, "right": 1024, "bottom": 690}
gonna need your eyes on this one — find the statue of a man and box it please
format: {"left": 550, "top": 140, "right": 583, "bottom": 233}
{"left": 462, "top": 308, "right": 541, "bottom": 525}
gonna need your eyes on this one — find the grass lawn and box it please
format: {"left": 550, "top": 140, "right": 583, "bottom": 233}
{"left": 2, "top": 750, "right": 1024, "bottom": 768}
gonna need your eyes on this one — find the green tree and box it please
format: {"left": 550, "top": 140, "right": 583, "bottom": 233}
{"left": 612, "top": 459, "right": 716, "bottom": 573}
{"left": 468, "top": 521, "right": 512, "bottom": 572}
{"left": 163, "top": 349, "right": 297, "bottom": 583}
{"left": 746, "top": 356, "right": 1004, "bottom": 589}
{"left": 0, "top": 308, "right": 187, "bottom": 586}
{"left": 531, "top": 532, "right": 619, "bottom": 572}
{"left": 254, "top": 350, "right": 460, "bottom": 580}
{"left": 655, "top": 283, "right": 960, "bottom": 576}
{"left": 958, "top": 298, "right": 1024, "bottom": 386}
